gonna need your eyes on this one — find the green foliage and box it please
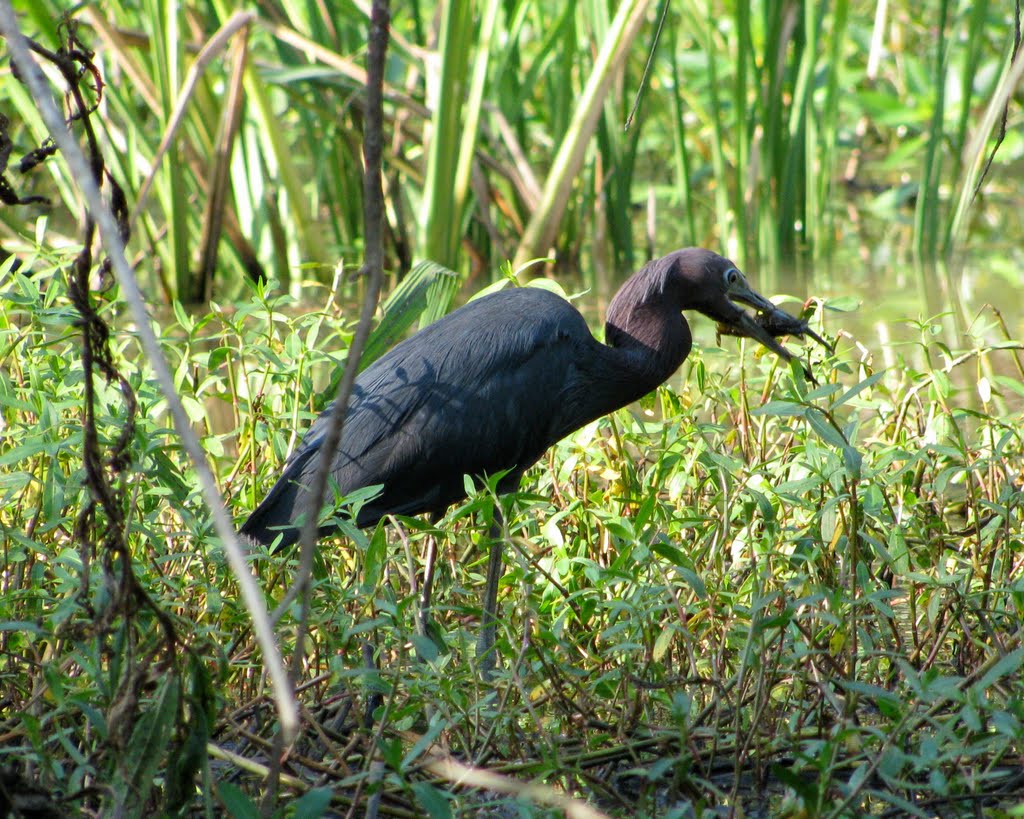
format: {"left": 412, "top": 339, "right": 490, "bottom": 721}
{"left": 3, "top": 2, "right": 1018, "bottom": 302}
{"left": 3, "top": 254, "right": 1023, "bottom": 814}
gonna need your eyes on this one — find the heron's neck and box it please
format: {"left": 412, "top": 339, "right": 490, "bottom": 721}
{"left": 603, "top": 302, "right": 692, "bottom": 396}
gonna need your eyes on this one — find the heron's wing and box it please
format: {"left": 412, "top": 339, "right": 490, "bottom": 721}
{"left": 241, "top": 287, "right": 595, "bottom": 543}
{"left": 331, "top": 288, "right": 592, "bottom": 493}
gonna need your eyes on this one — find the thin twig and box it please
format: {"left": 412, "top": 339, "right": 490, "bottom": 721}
{"left": 970, "top": 0, "right": 1021, "bottom": 205}
{"left": 279, "top": 1, "right": 390, "bottom": 638}
{"left": 263, "top": 0, "right": 391, "bottom": 806}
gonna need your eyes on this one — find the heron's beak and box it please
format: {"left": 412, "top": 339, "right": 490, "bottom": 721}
{"left": 724, "top": 279, "right": 796, "bottom": 362}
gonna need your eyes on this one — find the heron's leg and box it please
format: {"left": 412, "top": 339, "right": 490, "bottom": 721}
{"left": 476, "top": 507, "right": 504, "bottom": 678}
{"left": 418, "top": 529, "right": 438, "bottom": 639}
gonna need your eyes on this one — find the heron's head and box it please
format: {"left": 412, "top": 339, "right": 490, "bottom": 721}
{"left": 606, "top": 248, "right": 822, "bottom": 374}
{"left": 665, "top": 248, "right": 799, "bottom": 364}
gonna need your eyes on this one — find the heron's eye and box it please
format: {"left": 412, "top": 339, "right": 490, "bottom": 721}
{"left": 724, "top": 267, "right": 739, "bottom": 286}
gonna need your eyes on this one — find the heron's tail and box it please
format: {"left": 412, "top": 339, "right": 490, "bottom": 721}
{"left": 238, "top": 443, "right": 326, "bottom": 551}
{"left": 239, "top": 475, "right": 305, "bottom": 551}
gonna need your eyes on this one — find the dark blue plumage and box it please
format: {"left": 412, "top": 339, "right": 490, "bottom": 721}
{"left": 240, "top": 248, "right": 804, "bottom": 550}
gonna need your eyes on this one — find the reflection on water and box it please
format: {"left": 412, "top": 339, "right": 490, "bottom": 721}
{"left": 775, "top": 247, "right": 1023, "bottom": 418}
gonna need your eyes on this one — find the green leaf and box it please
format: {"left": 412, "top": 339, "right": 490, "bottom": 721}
{"left": 122, "top": 675, "right": 180, "bottom": 807}
{"left": 888, "top": 530, "right": 911, "bottom": 575}
{"left": 217, "top": 782, "right": 260, "bottom": 819}
{"left": 803, "top": 382, "right": 843, "bottom": 402}
{"left": 181, "top": 395, "right": 207, "bottom": 423}
{"left": 820, "top": 501, "right": 839, "bottom": 543}
{"left": 0, "top": 620, "right": 44, "bottom": 635}
{"left": 752, "top": 400, "right": 806, "bottom": 417}
{"left": 603, "top": 518, "right": 634, "bottom": 540}
{"left": 973, "top": 647, "right": 1024, "bottom": 692}
{"left": 678, "top": 567, "right": 707, "bottom": 600}
{"left": 292, "top": 787, "right": 334, "bottom": 819}
{"left": 837, "top": 679, "right": 903, "bottom": 708}
{"left": 633, "top": 491, "right": 657, "bottom": 530}
{"left": 172, "top": 299, "right": 193, "bottom": 331}
{"left": 523, "top": 277, "right": 569, "bottom": 297}
{"left": 411, "top": 782, "right": 452, "bottom": 819}
{"left": 469, "top": 277, "right": 514, "bottom": 300}
{"left": 166, "top": 692, "right": 210, "bottom": 812}
{"left": 931, "top": 370, "right": 952, "bottom": 399}
{"left": 830, "top": 371, "right": 885, "bottom": 409}
{"left": 806, "top": 408, "right": 846, "bottom": 447}
{"left": 992, "top": 375, "right": 1024, "bottom": 398}
{"left": 542, "top": 515, "right": 565, "bottom": 548}
{"left": 771, "top": 763, "right": 819, "bottom": 802}
{"left": 207, "top": 346, "right": 234, "bottom": 372}
{"left": 842, "top": 445, "right": 862, "bottom": 479}
{"left": 824, "top": 295, "right": 861, "bottom": 312}
{"left": 651, "top": 541, "right": 687, "bottom": 565}
{"left": 410, "top": 634, "right": 439, "bottom": 663}
{"left": 361, "top": 260, "right": 460, "bottom": 366}
{"left": 403, "top": 715, "right": 449, "bottom": 768}
{"left": 653, "top": 624, "right": 674, "bottom": 661}
{"left": 361, "top": 525, "right": 388, "bottom": 594}
{"left": 379, "top": 737, "right": 404, "bottom": 769}
{"left": 749, "top": 488, "right": 775, "bottom": 523}
{"left": 19, "top": 712, "right": 42, "bottom": 753}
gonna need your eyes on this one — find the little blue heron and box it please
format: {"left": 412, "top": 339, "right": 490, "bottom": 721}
{"left": 240, "top": 248, "right": 816, "bottom": 670}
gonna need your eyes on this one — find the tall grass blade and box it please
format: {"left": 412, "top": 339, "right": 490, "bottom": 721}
{"left": 513, "top": 0, "right": 653, "bottom": 269}
{"left": 668, "top": 14, "right": 697, "bottom": 246}
{"left": 145, "top": 0, "right": 191, "bottom": 300}
{"left": 593, "top": 0, "right": 639, "bottom": 272}
{"left": 196, "top": 30, "right": 249, "bottom": 301}
{"left": 816, "top": 0, "right": 849, "bottom": 262}
{"left": 352, "top": 260, "right": 460, "bottom": 369}
{"left": 946, "top": 16, "right": 1024, "bottom": 255}
{"left": 452, "top": 0, "right": 501, "bottom": 253}
{"left": 731, "top": 1, "right": 750, "bottom": 265}
{"left": 693, "top": 3, "right": 732, "bottom": 256}
{"left": 212, "top": 0, "right": 325, "bottom": 283}
{"left": 419, "top": 1, "right": 475, "bottom": 270}
{"left": 913, "top": 0, "right": 950, "bottom": 263}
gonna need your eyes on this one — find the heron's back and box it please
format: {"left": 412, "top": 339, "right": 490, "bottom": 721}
{"left": 240, "top": 286, "right": 596, "bottom": 547}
